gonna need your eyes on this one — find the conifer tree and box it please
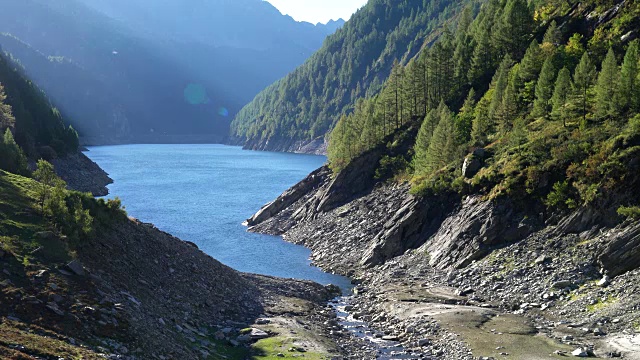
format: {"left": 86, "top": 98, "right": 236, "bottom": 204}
{"left": 456, "top": 89, "right": 476, "bottom": 144}
{"left": 469, "top": 20, "right": 494, "bottom": 86}
{"left": 0, "top": 128, "right": 28, "bottom": 175}
{"left": 594, "top": 48, "right": 620, "bottom": 119}
{"left": 472, "top": 89, "right": 494, "bottom": 146}
{"left": 425, "top": 105, "right": 457, "bottom": 173}
{"left": 542, "top": 21, "right": 561, "bottom": 46}
{"left": 533, "top": 56, "right": 557, "bottom": 118}
{"left": 519, "top": 40, "right": 544, "bottom": 82}
{"left": 551, "top": 67, "right": 573, "bottom": 127}
{"left": 617, "top": 40, "right": 640, "bottom": 113}
{"left": 414, "top": 108, "right": 441, "bottom": 176}
{"left": 572, "top": 52, "right": 597, "bottom": 125}
{"left": 489, "top": 56, "right": 513, "bottom": 122}
{"left": 498, "top": 70, "right": 519, "bottom": 133}
{"left": 495, "top": 0, "right": 534, "bottom": 58}
{"left": 0, "top": 83, "right": 14, "bottom": 130}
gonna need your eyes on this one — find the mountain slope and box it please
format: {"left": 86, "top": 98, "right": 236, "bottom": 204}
{"left": 246, "top": 0, "right": 640, "bottom": 358}
{"left": 231, "top": 0, "right": 475, "bottom": 153}
{"left": 0, "top": 0, "right": 338, "bottom": 144}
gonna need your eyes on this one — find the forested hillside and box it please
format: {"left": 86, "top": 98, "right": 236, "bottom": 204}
{"left": 0, "top": 50, "right": 78, "bottom": 173}
{"left": 231, "top": 0, "right": 475, "bottom": 152}
{"left": 327, "top": 0, "right": 640, "bottom": 217}
{"left": 0, "top": 0, "right": 339, "bottom": 144}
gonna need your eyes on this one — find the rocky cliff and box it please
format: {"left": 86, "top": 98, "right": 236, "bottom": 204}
{"left": 247, "top": 152, "right": 640, "bottom": 358}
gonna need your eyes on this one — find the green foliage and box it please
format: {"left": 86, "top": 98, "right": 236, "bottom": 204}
{"left": 533, "top": 56, "right": 557, "bottom": 118}
{"left": 0, "top": 53, "right": 78, "bottom": 157}
{"left": 572, "top": 52, "right": 597, "bottom": 125}
{"left": 551, "top": 67, "right": 573, "bottom": 126}
{"left": 617, "top": 206, "right": 640, "bottom": 220}
{"left": 0, "top": 128, "right": 28, "bottom": 175}
{"left": 545, "top": 180, "right": 576, "bottom": 209}
{"left": 232, "top": 0, "right": 469, "bottom": 146}
{"left": 617, "top": 40, "right": 640, "bottom": 113}
{"left": 32, "top": 159, "right": 64, "bottom": 215}
{"left": 0, "top": 82, "right": 15, "bottom": 129}
{"left": 375, "top": 155, "right": 411, "bottom": 181}
{"left": 594, "top": 48, "right": 620, "bottom": 119}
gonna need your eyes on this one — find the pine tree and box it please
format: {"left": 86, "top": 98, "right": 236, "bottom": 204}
{"left": 572, "top": 52, "right": 597, "bottom": 125}
{"left": 414, "top": 108, "right": 441, "bottom": 176}
{"left": 617, "top": 40, "right": 640, "bottom": 113}
{"left": 0, "top": 83, "right": 14, "bottom": 130}
{"left": 594, "top": 48, "right": 620, "bottom": 119}
{"left": 533, "top": 56, "right": 557, "bottom": 118}
{"left": 551, "top": 67, "right": 573, "bottom": 127}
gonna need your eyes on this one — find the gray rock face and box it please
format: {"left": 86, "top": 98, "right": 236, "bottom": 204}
{"left": 598, "top": 222, "right": 640, "bottom": 277}
{"left": 424, "top": 196, "right": 539, "bottom": 269}
{"left": 462, "top": 156, "right": 482, "bottom": 178}
{"left": 66, "top": 260, "right": 86, "bottom": 276}
{"left": 360, "top": 195, "right": 452, "bottom": 267}
{"left": 246, "top": 166, "right": 329, "bottom": 227}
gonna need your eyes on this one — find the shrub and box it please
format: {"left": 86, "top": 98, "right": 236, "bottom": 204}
{"left": 617, "top": 206, "right": 640, "bottom": 220}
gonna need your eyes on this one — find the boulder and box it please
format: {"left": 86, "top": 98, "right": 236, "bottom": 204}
{"left": 462, "top": 156, "right": 482, "bottom": 178}
{"left": 571, "top": 348, "right": 589, "bottom": 357}
{"left": 66, "top": 260, "right": 85, "bottom": 276}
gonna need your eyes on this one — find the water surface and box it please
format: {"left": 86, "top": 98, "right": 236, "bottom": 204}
{"left": 86, "top": 144, "right": 351, "bottom": 289}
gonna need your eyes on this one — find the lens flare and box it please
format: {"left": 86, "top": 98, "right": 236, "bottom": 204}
{"left": 183, "top": 83, "right": 208, "bottom": 105}
{"left": 218, "top": 107, "right": 229, "bottom": 117}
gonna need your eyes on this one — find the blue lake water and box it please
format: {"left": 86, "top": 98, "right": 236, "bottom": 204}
{"left": 85, "top": 144, "right": 351, "bottom": 289}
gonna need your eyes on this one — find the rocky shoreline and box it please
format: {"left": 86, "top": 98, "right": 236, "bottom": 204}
{"left": 52, "top": 151, "right": 114, "bottom": 196}
{"left": 247, "top": 164, "right": 640, "bottom": 359}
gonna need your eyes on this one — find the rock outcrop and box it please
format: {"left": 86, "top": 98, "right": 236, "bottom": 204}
{"left": 52, "top": 152, "right": 113, "bottom": 196}
{"left": 598, "top": 222, "right": 640, "bottom": 277}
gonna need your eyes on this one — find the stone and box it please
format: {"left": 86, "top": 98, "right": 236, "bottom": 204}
{"left": 597, "top": 276, "right": 610, "bottom": 287}
{"left": 255, "top": 318, "right": 271, "bottom": 325}
{"left": 552, "top": 280, "right": 572, "bottom": 289}
{"left": 571, "top": 348, "right": 588, "bottom": 357}
{"left": 46, "top": 302, "right": 65, "bottom": 316}
{"left": 66, "top": 260, "right": 85, "bottom": 276}
{"left": 249, "top": 328, "right": 269, "bottom": 340}
{"left": 462, "top": 156, "right": 482, "bottom": 178}
{"left": 534, "top": 255, "right": 551, "bottom": 265}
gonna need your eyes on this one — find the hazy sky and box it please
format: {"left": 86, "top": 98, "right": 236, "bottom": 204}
{"left": 266, "top": 0, "right": 368, "bottom": 24}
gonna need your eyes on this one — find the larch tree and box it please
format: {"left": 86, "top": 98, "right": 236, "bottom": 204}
{"left": 425, "top": 104, "right": 458, "bottom": 173}
{"left": 572, "top": 52, "right": 597, "bottom": 125}
{"left": 489, "top": 55, "right": 513, "bottom": 122}
{"left": 413, "top": 108, "right": 441, "bottom": 177}
{"left": 551, "top": 67, "right": 573, "bottom": 127}
{"left": 456, "top": 88, "right": 476, "bottom": 144}
{"left": 533, "top": 56, "right": 557, "bottom": 119}
{"left": 0, "top": 83, "right": 14, "bottom": 130}
{"left": 617, "top": 40, "right": 640, "bottom": 113}
{"left": 594, "top": 48, "right": 620, "bottom": 120}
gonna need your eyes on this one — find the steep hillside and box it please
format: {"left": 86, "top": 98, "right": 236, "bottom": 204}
{"left": 246, "top": 0, "right": 640, "bottom": 358}
{"left": 0, "top": 170, "right": 342, "bottom": 359}
{"left": 231, "top": 0, "right": 475, "bottom": 153}
{"left": 0, "top": 0, "right": 338, "bottom": 144}
{"left": 0, "top": 50, "right": 112, "bottom": 195}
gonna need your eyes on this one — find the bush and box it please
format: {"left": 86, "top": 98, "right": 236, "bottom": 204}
{"left": 617, "top": 206, "right": 640, "bottom": 220}
{"left": 375, "top": 155, "right": 410, "bottom": 180}
{"left": 545, "top": 180, "right": 577, "bottom": 209}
